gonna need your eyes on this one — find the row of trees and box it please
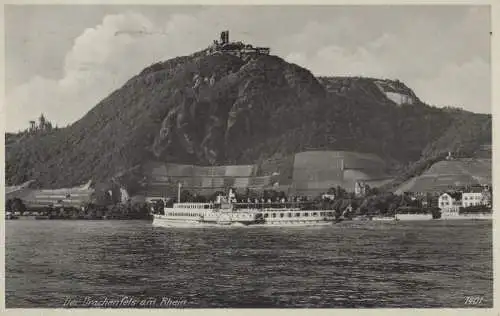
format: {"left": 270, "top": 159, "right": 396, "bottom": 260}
{"left": 5, "top": 197, "right": 151, "bottom": 220}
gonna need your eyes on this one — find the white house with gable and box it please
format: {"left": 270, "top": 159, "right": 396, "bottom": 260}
{"left": 438, "top": 192, "right": 462, "bottom": 216}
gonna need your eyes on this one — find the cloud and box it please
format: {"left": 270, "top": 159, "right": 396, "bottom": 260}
{"left": 4, "top": 7, "right": 280, "bottom": 132}
{"left": 5, "top": 6, "right": 491, "bottom": 132}
{"left": 284, "top": 33, "right": 398, "bottom": 78}
{"left": 6, "top": 12, "right": 173, "bottom": 131}
{"left": 5, "top": 8, "right": 258, "bottom": 132}
{"left": 283, "top": 7, "right": 490, "bottom": 113}
{"left": 411, "top": 57, "right": 490, "bottom": 112}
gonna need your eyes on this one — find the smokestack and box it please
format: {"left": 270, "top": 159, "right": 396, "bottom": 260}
{"left": 177, "top": 182, "right": 182, "bottom": 203}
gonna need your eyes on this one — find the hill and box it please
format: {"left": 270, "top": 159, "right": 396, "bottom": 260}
{"left": 394, "top": 158, "right": 491, "bottom": 194}
{"left": 5, "top": 48, "right": 491, "bottom": 193}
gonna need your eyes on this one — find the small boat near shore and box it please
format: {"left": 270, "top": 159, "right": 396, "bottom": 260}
{"left": 440, "top": 212, "right": 492, "bottom": 220}
{"left": 371, "top": 215, "right": 397, "bottom": 221}
{"left": 395, "top": 207, "right": 434, "bottom": 221}
{"left": 5, "top": 212, "right": 19, "bottom": 220}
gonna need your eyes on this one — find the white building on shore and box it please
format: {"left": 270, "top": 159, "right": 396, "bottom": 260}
{"left": 438, "top": 185, "right": 491, "bottom": 217}
{"left": 438, "top": 192, "right": 462, "bottom": 216}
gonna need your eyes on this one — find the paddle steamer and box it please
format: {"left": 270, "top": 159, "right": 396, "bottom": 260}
{"left": 152, "top": 188, "right": 336, "bottom": 227}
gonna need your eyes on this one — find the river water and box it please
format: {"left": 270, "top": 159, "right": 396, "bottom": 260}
{"left": 5, "top": 219, "right": 492, "bottom": 308}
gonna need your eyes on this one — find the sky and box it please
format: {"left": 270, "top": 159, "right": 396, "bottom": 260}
{"left": 4, "top": 5, "right": 491, "bottom": 132}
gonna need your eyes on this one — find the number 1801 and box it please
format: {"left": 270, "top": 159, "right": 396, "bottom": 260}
{"left": 464, "top": 296, "right": 484, "bottom": 305}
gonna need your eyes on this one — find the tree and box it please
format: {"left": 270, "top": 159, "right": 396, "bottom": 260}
{"left": 327, "top": 185, "right": 348, "bottom": 199}
{"left": 91, "top": 189, "right": 113, "bottom": 206}
{"left": 207, "top": 191, "right": 225, "bottom": 202}
{"left": 5, "top": 199, "right": 13, "bottom": 212}
{"left": 366, "top": 186, "right": 380, "bottom": 196}
{"left": 10, "top": 198, "right": 26, "bottom": 214}
{"left": 180, "top": 190, "right": 194, "bottom": 202}
{"left": 193, "top": 194, "right": 207, "bottom": 203}
{"left": 152, "top": 199, "right": 165, "bottom": 214}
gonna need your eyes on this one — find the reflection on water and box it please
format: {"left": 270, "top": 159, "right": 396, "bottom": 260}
{"left": 5, "top": 220, "right": 492, "bottom": 308}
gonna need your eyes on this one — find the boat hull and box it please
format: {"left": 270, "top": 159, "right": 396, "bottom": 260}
{"left": 152, "top": 215, "right": 334, "bottom": 228}
{"left": 371, "top": 217, "right": 397, "bottom": 221}
{"left": 395, "top": 213, "right": 433, "bottom": 221}
{"left": 440, "top": 213, "right": 492, "bottom": 220}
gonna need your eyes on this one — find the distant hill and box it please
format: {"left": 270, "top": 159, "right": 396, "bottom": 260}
{"left": 5, "top": 47, "right": 491, "bottom": 194}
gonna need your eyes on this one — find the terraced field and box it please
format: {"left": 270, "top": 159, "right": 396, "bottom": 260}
{"left": 394, "top": 158, "right": 491, "bottom": 194}
{"left": 141, "top": 161, "right": 271, "bottom": 197}
{"left": 291, "top": 151, "right": 392, "bottom": 195}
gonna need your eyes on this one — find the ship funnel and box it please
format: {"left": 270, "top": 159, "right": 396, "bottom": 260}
{"left": 177, "top": 182, "right": 182, "bottom": 203}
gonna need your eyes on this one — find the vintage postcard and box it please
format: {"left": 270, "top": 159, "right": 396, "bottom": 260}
{"left": 1, "top": 1, "right": 497, "bottom": 314}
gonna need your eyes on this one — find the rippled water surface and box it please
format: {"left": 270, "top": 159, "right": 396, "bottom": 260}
{"left": 5, "top": 220, "right": 492, "bottom": 308}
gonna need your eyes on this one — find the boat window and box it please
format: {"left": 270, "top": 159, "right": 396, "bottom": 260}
{"left": 327, "top": 212, "right": 333, "bottom": 216}
{"left": 312, "top": 212, "right": 317, "bottom": 216}
{"left": 295, "top": 213, "right": 300, "bottom": 217}
{"left": 288, "top": 213, "right": 292, "bottom": 217}
{"left": 264, "top": 213, "right": 269, "bottom": 218}
{"left": 304, "top": 212, "right": 309, "bottom": 217}
{"left": 320, "top": 212, "right": 325, "bottom": 216}
{"left": 272, "top": 213, "right": 276, "bottom": 218}
{"left": 280, "top": 213, "right": 284, "bottom": 218}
